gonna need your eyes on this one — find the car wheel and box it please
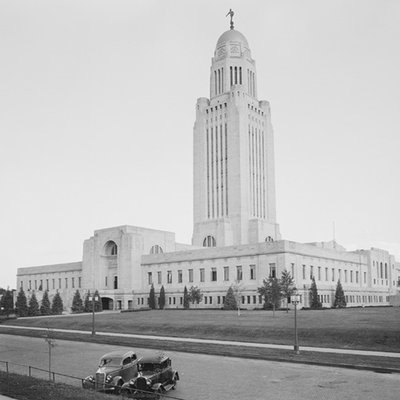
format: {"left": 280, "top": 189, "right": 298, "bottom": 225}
{"left": 115, "top": 380, "right": 123, "bottom": 395}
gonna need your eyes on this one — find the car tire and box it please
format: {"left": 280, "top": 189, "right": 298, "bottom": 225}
{"left": 115, "top": 380, "right": 123, "bottom": 395}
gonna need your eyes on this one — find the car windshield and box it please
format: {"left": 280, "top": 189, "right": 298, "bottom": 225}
{"left": 99, "top": 357, "right": 120, "bottom": 367}
{"left": 140, "top": 363, "right": 159, "bottom": 372}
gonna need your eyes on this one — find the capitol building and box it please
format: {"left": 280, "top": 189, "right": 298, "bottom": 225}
{"left": 17, "top": 20, "right": 400, "bottom": 311}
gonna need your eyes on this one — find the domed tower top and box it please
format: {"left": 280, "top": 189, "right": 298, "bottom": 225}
{"left": 216, "top": 29, "right": 249, "bottom": 51}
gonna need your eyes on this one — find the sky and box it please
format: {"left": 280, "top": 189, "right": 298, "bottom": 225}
{"left": 1, "top": 0, "right": 399, "bottom": 289}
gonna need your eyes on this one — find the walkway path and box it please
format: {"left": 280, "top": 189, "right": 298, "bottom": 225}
{"left": 1, "top": 324, "right": 399, "bottom": 359}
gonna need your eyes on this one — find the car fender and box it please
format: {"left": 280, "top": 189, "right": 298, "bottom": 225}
{"left": 151, "top": 382, "right": 164, "bottom": 392}
{"left": 111, "top": 375, "right": 124, "bottom": 386}
{"left": 172, "top": 371, "right": 180, "bottom": 381}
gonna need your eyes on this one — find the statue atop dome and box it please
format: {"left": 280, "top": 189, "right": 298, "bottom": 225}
{"left": 226, "top": 9, "right": 234, "bottom": 30}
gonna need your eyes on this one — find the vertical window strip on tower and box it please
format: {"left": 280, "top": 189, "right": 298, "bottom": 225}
{"left": 262, "top": 130, "right": 266, "bottom": 219}
{"left": 234, "top": 66, "right": 238, "bottom": 84}
{"left": 230, "top": 66, "right": 233, "bottom": 87}
{"left": 221, "top": 67, "right": 224, "bottom": 93}
{"left": 258, "top": 128, "right": 262, "bottom": 219}
{"left": 239, "top": 67, "right": 242, "bottom": 84}
{"left": 218, "top": 69, "right": 221, "bottom": 94}
{"left": 220, "top": 124, "right": 224, "bottom": 216}
{"left": 206, "top": 128, "right": 210, "bottom": 218}
{"left": 225, "top": 123, "right": 228, "bottom": 215}
{"left": 252, "top": 127, "right": 255, "bottom": 216}
{"left": 211, "top": 127, "right": 214, "bottom": 218}
{"left": 214, "top": 71, "right": 217, "bottom": 96}
{"left": 215, "top": 125, "right": 219, "bottom": 217}
{"left": 255, "top": 127, "right": 259, "bottom": 217}
{"left": 248, "top": 127, "right": 253, "bottom": 216}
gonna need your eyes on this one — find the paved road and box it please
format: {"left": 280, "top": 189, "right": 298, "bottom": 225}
{"left": 0, "top": 334, "right": 399, "bottom": 400}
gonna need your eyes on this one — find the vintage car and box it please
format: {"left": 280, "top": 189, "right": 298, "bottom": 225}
{"left": 82, "top": 349, "right": 141, "bottom": 394}
{"left": 121, "top": 352, "right": 179, "bottom": 398}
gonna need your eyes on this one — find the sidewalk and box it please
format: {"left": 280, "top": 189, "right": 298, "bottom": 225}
{"left": 1, "top": 324, "right": 400, "bottom": 359}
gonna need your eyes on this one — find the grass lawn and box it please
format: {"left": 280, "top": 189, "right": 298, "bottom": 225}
{"left": 4, "top": 307, "right": 400, "bottom": 352}
{"left": 0, "top": 371, "right": 117, "bottom": 400}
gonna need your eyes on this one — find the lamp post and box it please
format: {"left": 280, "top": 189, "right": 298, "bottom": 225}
{"left": 89, "top": 294, "right": 99, "bottom": 336}
{"left": 290, "top": 290, "right": 300, "bottom": 355}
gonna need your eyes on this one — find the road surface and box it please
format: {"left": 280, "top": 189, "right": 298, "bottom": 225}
{"left": 0, "top": 334, "right": 398, "bottom": 400}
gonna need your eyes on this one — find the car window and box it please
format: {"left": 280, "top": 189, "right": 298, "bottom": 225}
{"left": 100, "top": 358, "right": 120, "bottom": 367}
{"left": 122, "top": 357, "right": 131, "bottom": 366}
{"left": 132, "top": 354, "right": 137, "bottom": 360}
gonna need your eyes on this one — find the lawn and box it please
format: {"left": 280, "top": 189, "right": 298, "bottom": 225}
{"left": 4, "top": 307, "right": 400, "bottom": 352}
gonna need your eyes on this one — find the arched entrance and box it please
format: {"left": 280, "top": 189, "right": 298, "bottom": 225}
{"left": 102, "top": 297, "right": 114, "bottom": 310}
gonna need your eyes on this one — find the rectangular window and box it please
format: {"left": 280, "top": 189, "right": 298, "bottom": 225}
{"left": 46, "top": 279, "right": 49, "bottom": 290}
{"left": 224, "top": 266, "right": 229, "bottom": 281}
{"left": 310, "top": 266, "right": 314, "bottom": 279}
{"left": 209, "top": 296, "right": 212, "bottom": 304}
{"left": 344, "top": 270, "right": 347, "bottom": 283}
{"left": 211, "top": 268, "right": 217, "bottom": 282}
{"left": 189, "top": 269, "right": 193, "bottom": 283}
{"left": 364, "top": 272, "right": 367, "bottom": 284}
{"left": 200, "top": 268, "right": 205, "bottom": 282}
{"left": 35, "top": 280, "right": 37, "bottom": 290}
{"left": 291, "top": 263, "right": 295, "bottom": 278}
{"left": 178, "top": 270, "right": 183, "bottom": 283}
{"left": 236, "top": 266, "right": 243, "bottom": 281}
{"left": 325, "top": 267, "right": 328, "bottom": 281}
{"left": 72, "top": 277, "right": 75, "bottom": 288}
{"left": 65, "top": 278, "right": 68, "bottom": 288}
{"left": 20, "top": 281, "right": 23, "bottom": 289}
{"left": 332, "top": 268, "right": 335, "bottom": 282}
{"left": 339, "top": 269, "right": 342, "bottom": 281}
{"left": 250, "top": 265, "right": 256, "bottom": 280}
{"left": 302, "top": 265, "right": 306, "bottom": 280}
{"left": 29, "top": 280, "right": 32, "bottom": 290}
{"left": 167, "top": 271, "right": 172, "bottom": 284}
{"left": 204, "top": 296, "right": 208, "bottom": 304}
{"left": 247, "top": 295, "right": 251, "bottom": 304}
{"left": 269, "top": 263, "right": 276, "bottom": 278}
{"left": 158, "top": 271, "right": 162, "bottom": 284}
{"left": 78, "top": 277, "right": 81, "bottom": 288}
{"left": 148, "top": 272, "right": 152, "bottom": 285}
{"left": 59, "top": 278, "right": 61, "bottom": 289}
{"left": 105, "top": 276, "right": 108, "bottom": 287}
{"left": 317, "top": 266, "right": 321, "bottom": 281}
{"left": 39, "top": 280, "right": 43, "bottom": 290}
{"left": 355, "top": 271, "right": 358, "bottom": 284}
{"left": 52, "top": 279, "right": 55, "bottom": 289}
{"left": 350, "top": 270, "right": 353, "bottom": 283}
{"left": 169, "top": 297, "right": 172, "bottom": 305}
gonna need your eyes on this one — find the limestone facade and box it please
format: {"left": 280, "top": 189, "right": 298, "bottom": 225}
{"left": 16, "top": 24, "right": 400, "bottom": 311}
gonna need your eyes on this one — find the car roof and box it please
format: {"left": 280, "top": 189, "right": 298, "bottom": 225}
{"left": 100, "top": 350, "right": 136, "bottom": 360}
{"left": 139, "top": 352, "right": 170, "bottom": 364}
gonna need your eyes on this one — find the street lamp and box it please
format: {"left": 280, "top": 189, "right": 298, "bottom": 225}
{"left": 89, "top": 294, "right": 99, "bottom": 336}
{"left": 290, "top": 289, "right": 300, "bottom": 355}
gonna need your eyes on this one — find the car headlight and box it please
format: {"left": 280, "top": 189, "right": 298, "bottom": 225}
{"left": 105, "top": 375, "right": 112, "bottom": 383}
{"left": 85, "top": 375, "right": 94, "bottom": 383}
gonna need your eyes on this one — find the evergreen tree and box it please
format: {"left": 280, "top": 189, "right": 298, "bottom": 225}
{"left": 280, "top": 270, "right": 295, "bottom": 313}
{"left": 71, "top": 290, "right": 84, "bottom": 313}
{"left": 183, "top": 286, "right": 190, "bottom": 309}
{"left": 333, "top": 280, "right": 346, "bottom": 308}
{"left": 188, "top": 286, "right": 203, "bottom": 306}
{"left": 309, "top": 277, "right": 322, "bottom": 309}
{"left": 40, "top": 290, "right": 51, "bottom": 315}
{"left": 94, "top": 290, "right": 102, "bottom": 312}
{"left": 149, "top": 284, "right": 156, "bottom": 309}
{"left": 15, "top": 287, "right": 28, "bottom": 317}
{"left": 223, "top": 286, "right": 237, "bottom": 310}
{"left": 84, "top": 291, "right": 91, "bottom": 312}
{"left": 0, "top": 289, "right": 14, "bottom": 316}
{"left": 51, "top": 291, "right": 64, "bottom": 315}
{"left": 28, "top": 292, "right": 40, "bottom": 316}
{"left": 258, "top": 277, "right": 281, "bottom": 316}
{"left": 159, "top": 286, "right": 166, "bottom": 309}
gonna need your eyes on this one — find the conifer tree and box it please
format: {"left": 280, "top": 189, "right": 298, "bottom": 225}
{"left": 309, "top": 276, "right": 321, "bottom": 309}
{"left": 28, "top": 292, "right": 40, "bottom": 316}
{"left": 40, "top": 290, "right": 51, "bottom": 315}
{"left": 149, "top": 284, "right": 156, "bottom": 309}
{"left": 159, "top": 286, "right": 166, "bottom": 309}
{"left": 51, "top": 291, "right": 64, "bottom": 315}
{"left": 84, "top": 291, "right": 91, "bottom": 312}
{"left": 223, "top": 286, "right": 237, "bottom": 310}
{"left": 183, "top": 286, "right": 190, "bottom": 309}
{"left": 258, "top": 277, "right": 281, "bottom": 316}
{"left": 333, "top": 280, "right": 346, "bottom": 308}
{"left": 71, "top": 290, "right": 84, "bottom": 313}
{"left": 0, "top": 289, "right": 14, "bottom": 316}
{"left": 280, "top": 270, "right": 295, "bottom": 313}
{"left": 15, "top": 287, "right": 28, "bottom": 317}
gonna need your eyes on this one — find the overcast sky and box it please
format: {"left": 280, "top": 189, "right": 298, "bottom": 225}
{"left": 1, "top": 0, "right": 399, "bottom": 289}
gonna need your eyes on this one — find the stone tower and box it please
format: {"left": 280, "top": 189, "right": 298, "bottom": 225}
{"left": 192, "top": 20, "right": 281, "bottom": 247}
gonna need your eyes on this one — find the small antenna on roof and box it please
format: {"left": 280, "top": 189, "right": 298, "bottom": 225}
{"left": 226, "top": 9, "right": 235, "bottom": 30}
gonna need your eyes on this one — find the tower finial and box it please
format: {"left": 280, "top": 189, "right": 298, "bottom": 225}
{"left": 226, "top": 9, "right": 234, "bottom": 30}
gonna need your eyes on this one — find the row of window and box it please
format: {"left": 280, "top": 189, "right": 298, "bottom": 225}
{"left": 300, "top": 264, "right": 364, "bottom": 285}
{"left": 23, "top": 277, "right": 82, "bottom": 291}
{"left": 147, "top": 265, "right": 257, "bottom": 285}
{"left": 373, "top": 261, "right": 390, "bottom": 279}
